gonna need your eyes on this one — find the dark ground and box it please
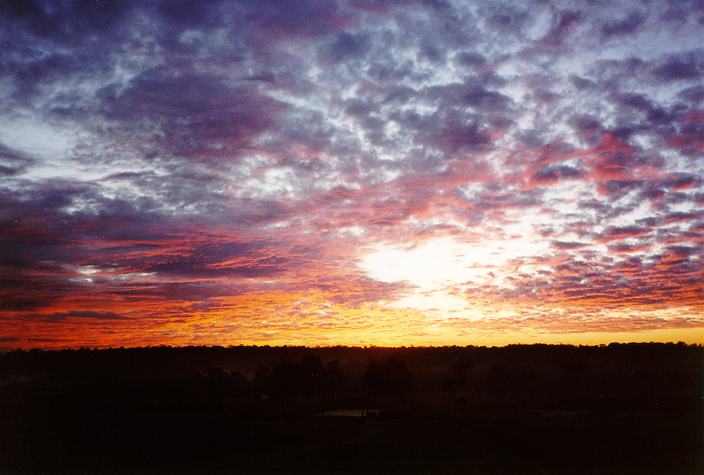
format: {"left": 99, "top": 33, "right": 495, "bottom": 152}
{"left": 1, "top": 343, "right": 701, "bottom": 473}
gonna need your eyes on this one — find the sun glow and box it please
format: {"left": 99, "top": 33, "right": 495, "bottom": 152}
{"left": 359, "top": 235, "right": 548, "bottom": 316}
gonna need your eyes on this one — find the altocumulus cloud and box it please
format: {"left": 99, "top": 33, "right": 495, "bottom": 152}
{"left": 0, "top": 0, "right": 702, "bottom": 347}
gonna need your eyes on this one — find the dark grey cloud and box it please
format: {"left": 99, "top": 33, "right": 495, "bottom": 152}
{"left": 96, "top": 69, "right": 287, "bottom": 161}
{"left": 534, "top": 165, "right": 584, "bottom": 183}
{"left": 653, "top": 52, "right": 702, "bottom": 81}
{"left": 601, "top": 12, "right": 645, "bottom": 37}
{"left": 322, "top": 31, "right": 371, "bottom": 63}
{"left": 454, "top": 51, "right": 487, "bottom": 68}
{"left": 43, "top": 310, "right": 126, "bottom": 321}
{"left": 0, "top": 143, "right": 34, "bottom": 176}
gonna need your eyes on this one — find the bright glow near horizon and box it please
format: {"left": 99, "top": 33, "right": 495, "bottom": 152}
{"left": 359, "top": 234, "right": 553, "bottom": 317}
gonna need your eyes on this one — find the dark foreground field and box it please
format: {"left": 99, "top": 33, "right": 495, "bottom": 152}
{"left": 1, "top": 343, "right": 701, "bottom": 473}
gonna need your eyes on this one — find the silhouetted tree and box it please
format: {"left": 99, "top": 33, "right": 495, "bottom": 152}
{"left": 487, "top": 363, "right": 535, "bottom": 400}
{"left": 298, "top": 354, "right": 325, "bottom": 398}
{"left": 322, "top": 359, "right": 347, "bottom": 400}
{"left": 487, "top": 363, "right": 508, "bottom": 399}
{"left": 442, "top": 357, "right": 474, "bottom": 405}
{"left": 251, "top": 355, "right": 348, "bottom": 402}
{"left": 252, "top": 364, "right": 273, "bottom": 399}
{"left": 364, "top": 357, "right": 413, "bottom": 399}
{"left": 270, "top": 359, "right": 298, "bottom": 400}
{"left": 207, "top": 365, "right": 226, "bottom": 409}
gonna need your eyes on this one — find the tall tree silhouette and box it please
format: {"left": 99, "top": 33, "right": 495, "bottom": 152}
{"left": 364, "top": 357, "right": 413, "bottom": 399}
{"left": 323, "top": 359, "right": 347, "bottom": 400}
{"left": 442, "top": 357, "right": 474, "bottom": 405}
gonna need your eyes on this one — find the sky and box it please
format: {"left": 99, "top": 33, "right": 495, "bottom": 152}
{"left": 1, "top": 0, "right": 703, "bottom": 349}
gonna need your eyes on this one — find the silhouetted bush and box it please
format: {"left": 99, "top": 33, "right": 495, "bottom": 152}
{"left": 364, "top": 357, "right": 413, "bottom": 398}
{"left": 252, "top": 355, "right": 347, "bottom": 401}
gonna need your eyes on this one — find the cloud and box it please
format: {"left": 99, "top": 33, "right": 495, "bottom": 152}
{"left": 27, "top": 310, "right": 126, "bottom": 321}
{"left": 597, "top": 226, "right": 652, "bottom": 242}
{"left": 1, "top": 0, "right": 702, "bottom": 346}
{"left": 551, "top": 241, "right": 589, "bottom": 250}
{"left": 320, "top": 31, "right": 371, "bottom": 63}
{"left": 601, "top": 11, "right": 644, "bottom": 37}
{"left": 0, "top": 143, "right": 34, "bottom": 176}
{"left": 96, "top": 69, "right": 287, "bottom": 161}
{"left": 653, "top": 52, "right": 702, "bottom": 81}
{"left": 533, "top": 165, "right": 584, "bottom": 184}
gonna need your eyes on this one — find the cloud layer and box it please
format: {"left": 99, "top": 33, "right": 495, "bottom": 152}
{"left": 1, "top": 0, "right": 702, "bottom": 347}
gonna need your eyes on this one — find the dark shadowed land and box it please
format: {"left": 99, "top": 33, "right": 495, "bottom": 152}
{"left": 1, "top": 343, "right": 701, "bottom": 473}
